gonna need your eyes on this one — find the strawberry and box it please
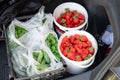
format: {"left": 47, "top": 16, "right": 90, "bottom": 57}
{"left": 65, "top": 15, "right": 70, "bottom": 20}
{"left": 81, "top": 52, "right": 88, "bottom": 60}
{"left": 88, "top": 47, "right": 94, "bottom": 55}
{"left": 70, "top": 46, "right": 76, "bottom": 53}
{"left": 76, "top": 48, "right": 82, "bottom": 54}
{"left": 61, "top": 13, "right": 66, "bottom": 18}
{"left": 65, "top": 8, "right": 71, "bottom": 13}
{"left": 57, "top": 17, "right": 62, "bottom": 24}
{"left": 80, "top": 35, "right": 88, "bottom": 42}
{"left": 82, "top": 42, "right": 88, "bottom": 48}
{"left": 66, "top": 19, "right": 70, "bottom": 25}
{"left": 69, "top": 35, "right": 75, "bottom": 43}
{"left": 80, "top": 20, "right": 85, "bottom": 24}
{"left": 73, "top": 44, "right": 78, "bottom": 49}
{"left": 63, "top": 48, "right": 68, "bottom": 56}
{"left": 75, "top": 34, "right": 80, "bottom": 39}
{"left": 78, "top": 13, "right": 85, "bottom": 20}
{"left": 61, "top": 19, "right": 66, "bottom": 24}
{"left": 70, "top": 18, "right": 73, "bottom": 22}
{"left": 67, "top": 52, "right": 75, "bottom": 60}
{"left": 74, "top": 39, "right": 81, "bottom": 44}
{"left": 73, "top": 18, "right": 79, "bottom": 24}
{"left": 68, "top": 24, "right": 72, "bottom": 28}
{"left": 60, "top": 45, "right": 63, "bottom": 52}
{"left": 62, "top": 36, "right": 68, "bottom": 43}
{"left": 64, "top": 41, "right": 71, "bottom": 47}
{"left": 75, "top": 55, "right": 82, "bottom": 61}
{"left": 72, "top": 10, "right": 78, "bottom": 15}
{"left": 78, "top": 43, "right": 82, "bottom": 49}
{"left": 85, "top": 54, "right": 92, "bottom": 60}
{"left": 57, "top": 8, "right": 85, "bottom": 28}
{"left": 87, "top": 41, "right": 92, "bottom": 47}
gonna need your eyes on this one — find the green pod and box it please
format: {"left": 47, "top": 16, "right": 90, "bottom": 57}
{"left": 43, "top": 51, "right": 51, "bottom": 64}
{"left": 33, "top": 52, "right": 39, "bottom": 60}
{"left": 41, "top": 59, "right": 45, "bottom": 64}
{"left": 51, "top": 38, "right": 56, "bottom": 44}
{"left": 37, "top": 51, "right": 44, "bottom": 63}
{"left": 51, "top": 46, "right": 56, "bottom": 52}
{"left": 55, "top": 56, "right": 61, "bottom": 62}
{"left": 36, "top": 64, "right": 49, "bottom": 70}
{"left": 15, "top": 25, "right": 28, "bottom": 39}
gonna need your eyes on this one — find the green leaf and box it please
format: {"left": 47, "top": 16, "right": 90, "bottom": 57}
{"left": 73, "top": 14, "right": 79, "bottom": 19}
{"left": 65, "top": 8, "right": 69, "bottom": 11}
{"left": 85, "top": 54, "right": 92, "bottom": 60}
{"left": 61, "top": 19, "right": 66, "bottom": 23}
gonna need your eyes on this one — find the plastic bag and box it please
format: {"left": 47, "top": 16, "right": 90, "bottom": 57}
{"left": 7, "top": 6, "right": 63, "bottom": 77}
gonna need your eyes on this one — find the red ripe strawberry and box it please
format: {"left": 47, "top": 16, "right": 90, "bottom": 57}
{"left": 68, "top": 24, "right": 72, "bottom": 28}
{"left": 75, "top": 24, "right": 78, "bottom": 27}
{"left": 66, "top": 19, "right": 70, "bottom": 25}
{"left": 80, "top": 35, "right": 88, "bottom": 42}
{"left": 75, "top": 55, "right": 82, "bottom": 61}
{"left": 61, "top": 13, "right": 66, "bottom": 18}
{"left": 82, "top": 42, "right": 88, "bottom": 48}
{"left": 73, "top": 18, "right": 79, "bottom": 24}
{"left": 65, "top": 15, "right": 70, "bottom": 20}
{"left": 67, "top": 52, "right": 75, "bottom": 60}
{"left": 88, "top": 47, "right": 94, "bottom": 55}
{"left": 78, "top": 43, "right": 82, "bottom": 49}
{"left": 80, "top": 20, "right": 85, "bottom": 24}
{"left": 60, "top": 45, "right": 63, "bottom": 52}
{"left": 84, "top": 49, "right": 89, "bottom": 54}
{"left": 64, "top": 41, "right": 71, "bottom": 47}
{"left": 73, "top": 44, "right": 78, "bottom": 49}
{"left": 63, "top": 48, "right": 68, "bottom": 56}
{"left": 70, "top": 46, "right": 76, "bottom": 53}
{"left": 62, "top": 36, "right": 68, "bottom": 43}
{"left": 70, "top": 18, "right": 73, "bottom": 22}
{"left": 76, "top": 48, "right": 82, "bottom": 54}
{"left": 57, "top": 17, "right": 62, "bottom": 24}
{"left": 81, "top": 52, "right": 88, "bottom": 60}
{"left": 78, "top": 13, "right": 85, "bottom": 20}
{"left": 75, "top": 34, "right": 80, "bottom": 39}
{"left": 77, "top": 23, "right": 81, "bottom": 26}
{"left": 87, "top": 41, "right": 92, "bottom": 47}
{"left": 72, "top": 10, "right": 78, "bottom": 15}
{"left": 74, "top": 39, "right": 81, "bottom": 44}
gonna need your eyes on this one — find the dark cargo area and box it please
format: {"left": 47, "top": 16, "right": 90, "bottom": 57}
{"left": 1, "top": 0, "right": 119, "bottom": 80}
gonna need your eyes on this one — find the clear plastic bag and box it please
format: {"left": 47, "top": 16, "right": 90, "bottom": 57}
{"left": 7, "top": 6, "right": 63, "bottom": 77}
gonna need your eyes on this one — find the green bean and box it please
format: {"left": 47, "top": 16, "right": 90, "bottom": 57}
{"left": 15, "top": 25, "right": 28, "bottom": 39}
{"left": 36, "top": 64, "right": 49, "bottom": 70}
{"left": 37, "top": 51, "right": 44, "bottom": 63}
{"left": 43, "top": 50, "right": 51, "bottom": 64}
{"left": 41, "top": 59, "right": 46, "bottom": 64}
{"left": 45, "top": 33, "right": 61, "bottom": 61}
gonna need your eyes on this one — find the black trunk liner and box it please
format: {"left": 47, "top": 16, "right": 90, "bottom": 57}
{"left": 0, "top": 0, "right": 110, "bottom": 79}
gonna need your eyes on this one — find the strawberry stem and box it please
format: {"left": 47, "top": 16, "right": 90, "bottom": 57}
{"left": 65, "top": 8, "right": 69, "bottom": 11}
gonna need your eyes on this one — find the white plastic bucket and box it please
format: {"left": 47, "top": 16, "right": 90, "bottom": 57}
{"left": 66, "top": 58, "right": 95, "bottom": 74}
{"left": 58, "top": 30, "right": 98, "bottom": 67}
{"left": 53, "top": 2, "right": 88, "bottom": 36}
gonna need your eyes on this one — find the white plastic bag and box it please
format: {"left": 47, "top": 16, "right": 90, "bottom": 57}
{"left": 7, "top": 6, "right": 63, "bottom": 77}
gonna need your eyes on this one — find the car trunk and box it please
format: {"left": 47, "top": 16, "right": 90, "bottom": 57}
{"left": 0, "top": 0, "right": 120, "bottom": 80}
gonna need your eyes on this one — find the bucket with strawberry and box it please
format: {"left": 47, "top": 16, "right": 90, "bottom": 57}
{"left": 58, "top": 30, "right": 98, "bottom": 74}
{"left": 53, "top": 2, "right": 88, "bottom": 36}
